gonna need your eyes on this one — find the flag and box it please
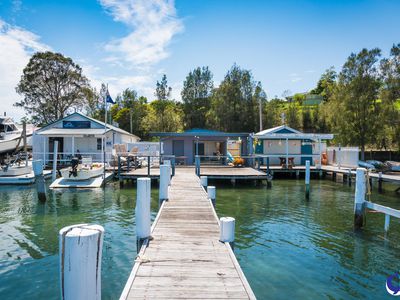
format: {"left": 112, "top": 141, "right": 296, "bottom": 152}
{"left": 106, "top": 90, "right": 115, "bottom": 104}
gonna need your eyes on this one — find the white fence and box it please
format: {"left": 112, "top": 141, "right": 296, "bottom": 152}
{"left": 327, "top": 147, "right": 359, "bottom": 168}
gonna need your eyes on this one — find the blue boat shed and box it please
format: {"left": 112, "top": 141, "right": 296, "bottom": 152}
{"left": 150, "top": 129, "right": 250, "bottom": 165}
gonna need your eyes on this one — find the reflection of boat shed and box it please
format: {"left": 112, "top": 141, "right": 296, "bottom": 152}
{"left": 32, "top": 112, "right": 140, "bottom": 165}
{"left": 150, "top": 129, "right": 250, "bottom": 165}
{"left": 254, "top": 125, "right": 333, "bottom": 166}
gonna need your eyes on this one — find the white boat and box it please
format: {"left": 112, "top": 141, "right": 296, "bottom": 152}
{"left": 60, "top": 163, "right": 105, "bottom": 181}
{"left": 0, "top": 116, "right": 34, "bottom": 154}
{"left": 0, "top": 164, "right": 32, "bottom": 176}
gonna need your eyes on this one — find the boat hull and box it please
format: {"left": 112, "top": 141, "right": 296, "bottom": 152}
{"left": 60, "top": 165, "right": 105, "bottom": 181}
{"left": 0, "top": 165, "right": 32, "bottom": 176}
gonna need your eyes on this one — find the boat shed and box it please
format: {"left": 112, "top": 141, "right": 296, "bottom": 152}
{"left": 254, "top": 125, "right": 333, "bottom": 166}
{"left": 150, "top": 129, "right": 250, "bottom": 165}
{"left": 32, "top": 112, "right": 140, "bottom": 166}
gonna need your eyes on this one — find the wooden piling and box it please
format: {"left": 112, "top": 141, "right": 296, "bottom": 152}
{"left": 348, "top": 169, "right": 352, "bottom": 186}
{"left": 354, "top": 168, "right": 366, "bottom": 229}
{"left": 385, "top": 214, "right": 390, "bottom": 232}
{"left": 136, "top": 178, "right": 151, "bottom": 250}
{"left": 220, "top": 217, "right": 235, "bottom": 250}
{"left": 305, "top": 160, "right": 310, "bottom": 199}
{"left": 59, "top": 224, "right": 104, "bottom": 300}
{"left": 200, "top": 176, "right": 208, "bottom": 188}
{"left": 159, "top": 165, "right": 169, "bottom": 204}
{"left": 207, "top": 186, "right": 216, "bottom": 207}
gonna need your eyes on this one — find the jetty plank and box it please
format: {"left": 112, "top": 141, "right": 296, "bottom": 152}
{"left": 120, "top": 168, "right": 256, "bottom": 300}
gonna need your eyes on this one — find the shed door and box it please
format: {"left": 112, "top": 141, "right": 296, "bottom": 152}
{"left": 172, "top": 140, "right": 184, "bottom": 157}
{"left": 301, "top": 140, "right": 313, "bottom": 165}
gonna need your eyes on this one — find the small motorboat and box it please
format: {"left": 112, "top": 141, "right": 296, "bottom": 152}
{"left": 60, "top": 157, "right": 105, "bottom": 181}
{"left": 0, "top": 164, "right": 31, "bottom": 176}
{"left": 385, "top": 161, "right": 400, "bottom": 172}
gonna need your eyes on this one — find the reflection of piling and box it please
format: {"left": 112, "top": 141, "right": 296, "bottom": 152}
{"left": 33, "top": 160, "right": 46, "bottom": 202}
{"left": 348, "top": 169, "right": 352, "bottom": 186}
{"left": 220, "top": 217, "right": 235, "bottom": 251}
{"left": 378, "top": 172, "right": 383, "bottom": 193}
{"left": 59, "top": 224, "right": 104, "bottom": 300}
{"left": 52, "top": 141, "right": 59, "bottom": 182}
{"left": 136, "top": 178, "right": 151, "bottom": 252}
{"left": 266, "top": 173, "right": 272, "bottom": 189}
{"left": 305, "top": 160, "right": 310, "bottom": 199}
{"left": 354, "top": 168, "right": 366, "bottom": 229}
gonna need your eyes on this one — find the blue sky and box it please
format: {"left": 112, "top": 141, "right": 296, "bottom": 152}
{"left": 0, "top": 0, "right": 399, "bottom": 119}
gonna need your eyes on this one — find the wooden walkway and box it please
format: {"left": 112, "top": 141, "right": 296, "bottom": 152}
{"left": 199, "top": 166, "right": 268, "bottom": 180}
{"left": 120, "top": 168, "right": 256, "bottom": 300}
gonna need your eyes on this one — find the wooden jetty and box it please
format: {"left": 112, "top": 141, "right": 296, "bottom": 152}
{"left": 120, "top": 168, "right": 256, "bottom": 300}
{"left": 49, "top": 172, "right": 113, "bottom": 189}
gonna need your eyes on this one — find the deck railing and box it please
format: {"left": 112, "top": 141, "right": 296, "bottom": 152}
{"left": 117, "top": 154, "right": 176, "bottom": 178}
{"left": 33, "top": 151, "right": 113, "bottom": 167}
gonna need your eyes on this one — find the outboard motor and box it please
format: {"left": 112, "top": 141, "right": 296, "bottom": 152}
{"left": 69, "top": 157, "right": 79, "bottom": 178}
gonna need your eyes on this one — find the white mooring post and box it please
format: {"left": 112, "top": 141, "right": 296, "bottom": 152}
{"left": 220, "top": 217, "right": 235, "bottom": 250}
{"left": 305, "top": 160, "right": 310, "bottom": 199}
{"left": 159, "top": 165, "right": 169, "bottom": 203}
{"left": 59, "top": 224, "right": 104, "bottom": 300}
{"left": 200, "top": 176, "right": 208, "bottom": 188}
{"left": 164, "top": 160, "right": 171, "bottom": 185}
{"left": 207, "top": 186, "right": 216, "bottom": 207}
{"left": 52, "top": 140, "right": 59, "bottom": 182}
{"left": 136, "top": 178, "right": 151, "bottom": 248}
{"left": 354, "top": 168, "right": 366, "bottom": 229}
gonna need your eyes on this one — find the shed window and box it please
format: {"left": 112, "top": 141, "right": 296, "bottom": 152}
{"left": 97, "top": 138, "right": 102, "bottom": 150}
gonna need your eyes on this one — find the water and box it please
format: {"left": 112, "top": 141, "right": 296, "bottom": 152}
{"left": 0, "top": 178, "right": 399, "bottom": 299}
{"left": 0, "top": 181, "right": 159, "bottom": 300}
{"left": 215, "top": 180, "right": 400, "bottom": 299}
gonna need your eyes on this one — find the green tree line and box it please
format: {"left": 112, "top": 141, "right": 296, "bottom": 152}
{"left": 16, "top": 45, "right": 400, "bottom": 158}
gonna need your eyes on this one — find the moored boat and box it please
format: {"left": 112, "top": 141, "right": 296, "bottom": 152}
{"left": 60, "top": 157, "right": 105, "bottom": 181}
{"left": 0, "top": 164, "right": 31, "bottom": 176}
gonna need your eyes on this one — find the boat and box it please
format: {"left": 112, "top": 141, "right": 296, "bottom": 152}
{"left": 0, "top": 164, "right": 31, "bottom": 176}
{"left": 60, "top": 157, "right": 105, "bottom": 181}
{"left": 385, "top": 161, "right": 400, "bottom": 172}
{"left": 0, "top": 116, "right": 34, "bottom": 154}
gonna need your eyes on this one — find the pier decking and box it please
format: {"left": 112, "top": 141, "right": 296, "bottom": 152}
{"left": 120, "top": 168, "right": 256, "bottom": 300}
{"left": 200, "top": 166, "right": 268, "bottom": 180}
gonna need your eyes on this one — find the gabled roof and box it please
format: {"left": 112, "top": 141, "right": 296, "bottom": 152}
{"left": 256, "top": 125, "right": 302, "bottom": 136}
{"left": 255, "top": 125, "right": 333, "bottom": 140}
{"left": 36, "top": 112, "right": 140, "bottom": 139}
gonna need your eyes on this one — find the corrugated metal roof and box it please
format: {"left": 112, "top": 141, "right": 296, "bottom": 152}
{"left": 150, "top": 129, "right": 249, "bottom": 137}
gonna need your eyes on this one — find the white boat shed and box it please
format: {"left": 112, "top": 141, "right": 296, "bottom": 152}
{"left": 32, "top": 112, "right": 140, "bottom": 165}
{"left": 254, "top": 125, "right": 334, "bottom": 167}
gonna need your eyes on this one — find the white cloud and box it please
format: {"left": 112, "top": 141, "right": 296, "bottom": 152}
{"left": 99, "top": 0, "right": 183, "bottom": 67}
{"left": 0, "top": 19, "right": 51, "bottom": 120}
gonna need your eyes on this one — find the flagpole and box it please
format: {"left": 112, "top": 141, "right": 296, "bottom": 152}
{"left": 103, "top": 84, "right": 108, "bottom": 180}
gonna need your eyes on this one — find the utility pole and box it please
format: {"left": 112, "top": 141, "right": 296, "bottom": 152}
{"left": 259, "top": 98, "right": 263, "bottom": 131}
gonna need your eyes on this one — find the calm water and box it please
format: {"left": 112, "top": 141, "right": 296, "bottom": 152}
{"left": 215, "top": 180, "right": 400, "bottom": 299}
{"left": 0, "top": 181, "right": 159, "bottom": 300}
{"left": 0, "top": 178, "right": 399, "bottom": 299}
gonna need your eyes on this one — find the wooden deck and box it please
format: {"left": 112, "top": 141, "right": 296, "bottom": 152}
{"left": 199, "top": 166, "right": 268, "bottom": 180}
{"left": 120, "top": 168, "right": 256, "bottom": 300}
{"left": 120, "top": 167, "right": 161, "bottom": 179}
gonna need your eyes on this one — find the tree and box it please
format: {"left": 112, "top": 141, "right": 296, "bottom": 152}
{"left": 15, "top": 51, "right": 92, "bottom": 125}
{"left": 111, "top": 89, "right": 148, "bottom": 137}
{"left": 310, "top": 67, "right": 337, "bottom": 101}
{"left": 326, "top": 48, "right": 382, "bottom": 160}
{"left": 142, "top": 100, "right": 183, "bottom": 133}
{"left": 380, "top": 43, "right": 400, "bottom": 151}
{"left": 155, "top": 74, "right": 172, "bottom": 101}
{"left": 208, "top": 64, "right": 264, "bottom": 132}
{"left": 181, "top": 67, "right": 213, "bottom": 129}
